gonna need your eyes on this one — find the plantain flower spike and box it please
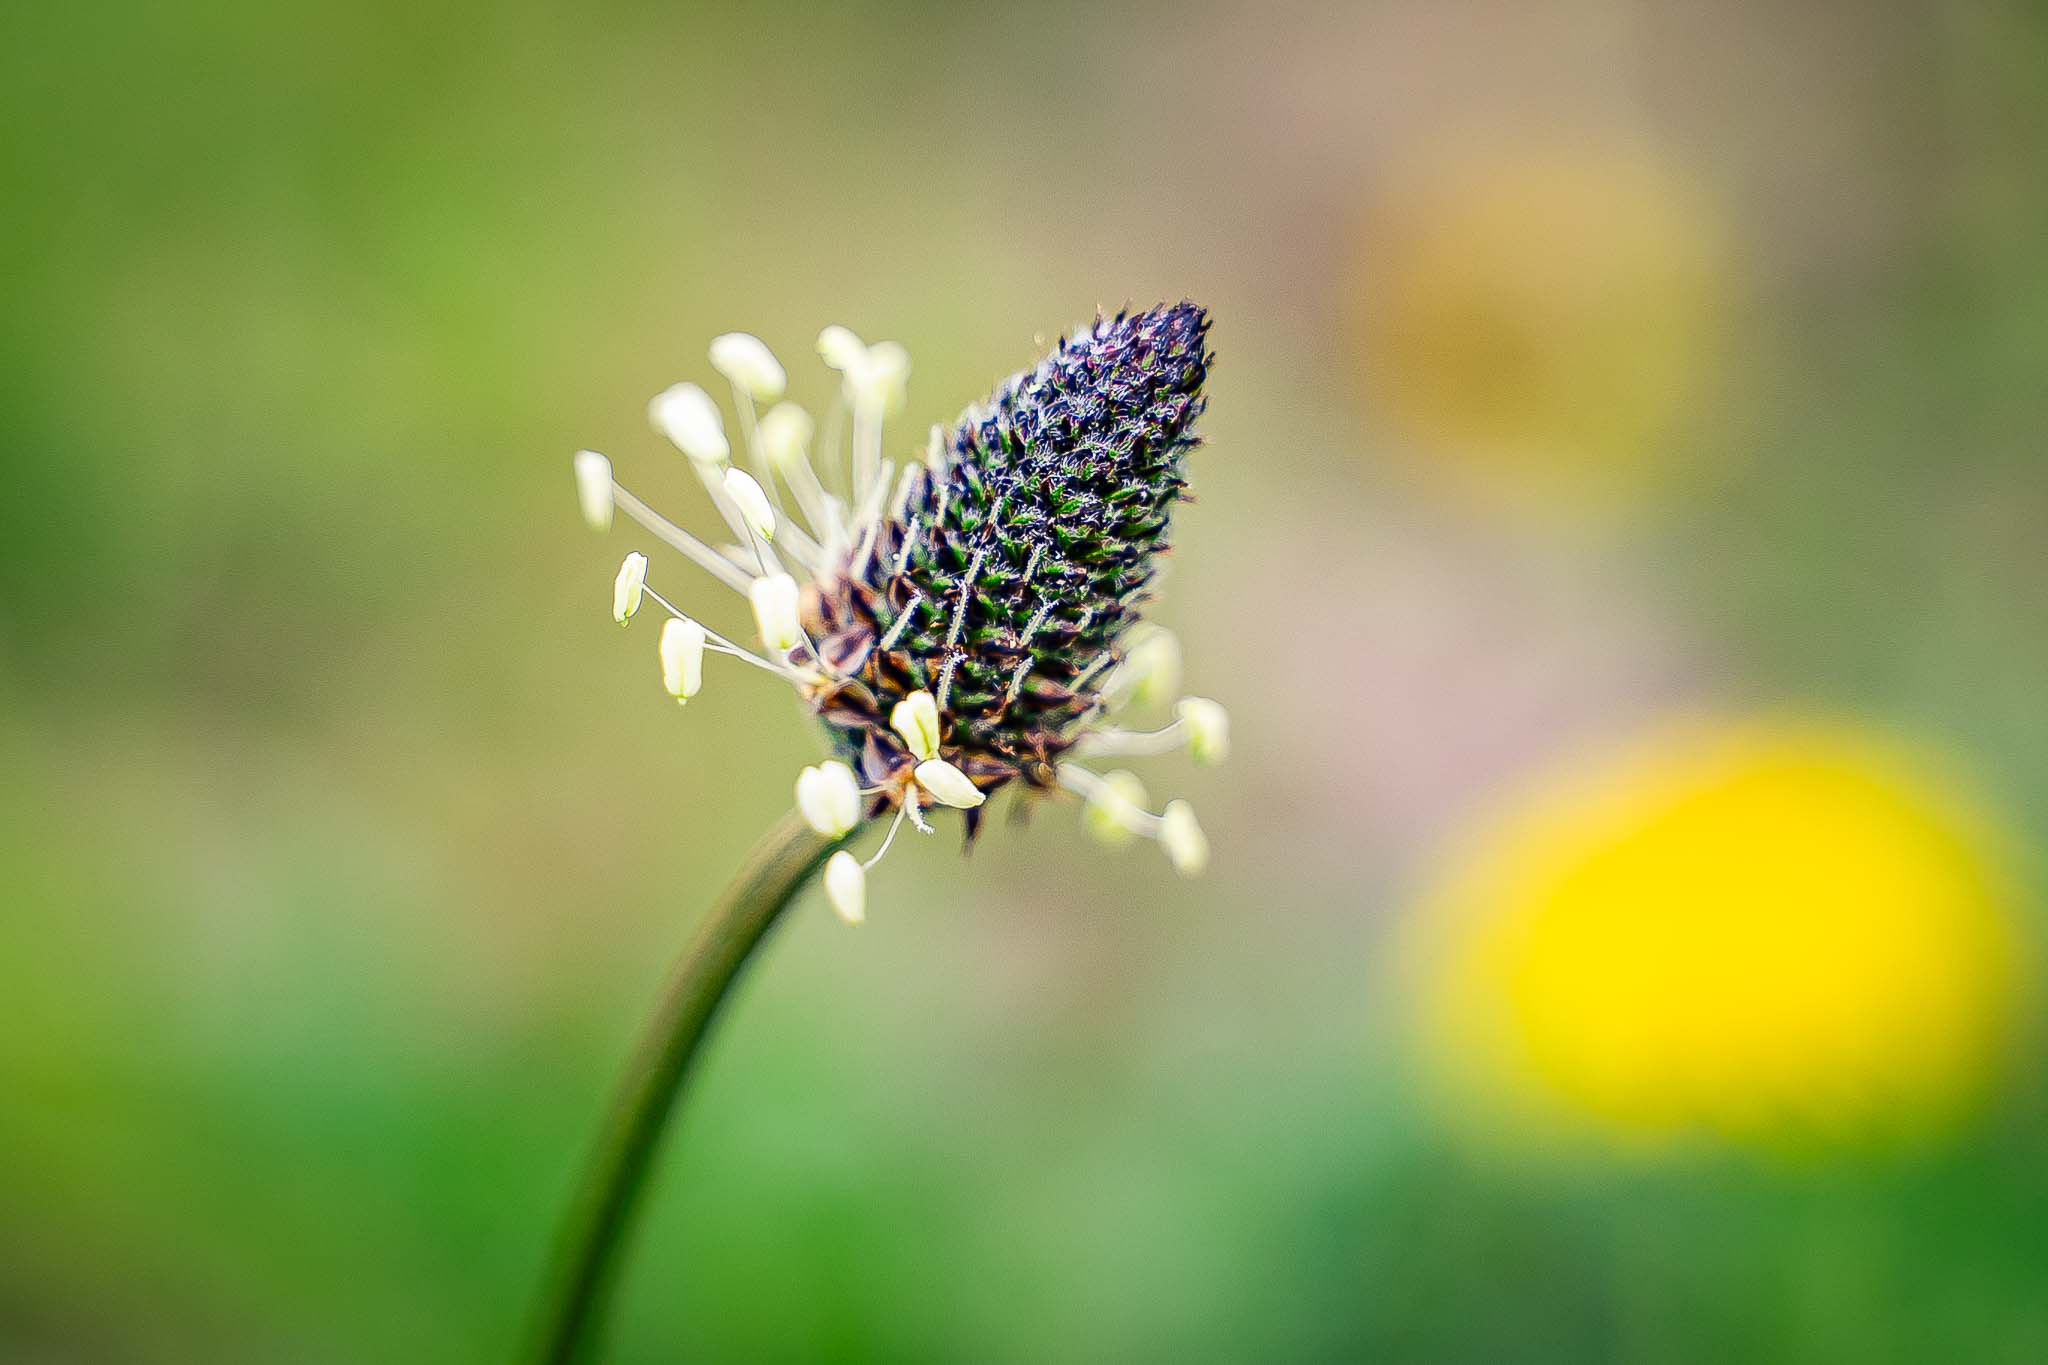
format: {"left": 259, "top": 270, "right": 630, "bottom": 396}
{"left": 574, "top": 302, "right": 1225, "bottom": 914}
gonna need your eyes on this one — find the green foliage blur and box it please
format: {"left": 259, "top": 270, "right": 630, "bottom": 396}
{"left": 4, "top": 2, "right": 2046, "bottom": 1361}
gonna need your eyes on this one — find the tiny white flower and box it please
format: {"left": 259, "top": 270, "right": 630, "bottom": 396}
{"left": 1081, "top": 769, "right": 1150, "bottom": 848}
{"left": 817, "top": 324, "right": 867, "bottom": 372}
{"left": 708, "top": 332, "right": 787, "bottom": 402}
{"left": 757, "top": 402, "right": 815, "bottom": 470}
{"left": 1159, "top": 800, "right": 1209, "bottom": 877}
{"left": 914, "top": 758, "right": 985, "bottom": 809}
{"left": 890, "top": 690, "right": 941, "bottom": 762}
{"left": 612, "top": 551, "right": 649, "bottom": 626}
{"left": 572, "top": 450, "right": 614, "bottom": 531}
{"left": 823, "top": 850, "right": 866, "bottom": 925}
{"left": 1109, "top": 626, "right": 1180, "bottom": 709}
{"left": 748, "top": 573, "right": 802, "bottom": 653}
{"left": 1176, "top": 696, "right": 1230, "bottom": 766}
{"left": 648, "top": 382, "right": 730, "bottom": 465}
{"left": 659, "top": 616, "right": 706, "bottom": 703}
{"left": 796, "top": 761, "right": 861, "bottom": 838}
{"left": 722, "top": 467, "right": 777, "bottom": 543}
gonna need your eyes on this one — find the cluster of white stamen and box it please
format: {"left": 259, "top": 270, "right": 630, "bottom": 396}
{"left": 573, "top": 323, "right": 1227, "bottom": 923}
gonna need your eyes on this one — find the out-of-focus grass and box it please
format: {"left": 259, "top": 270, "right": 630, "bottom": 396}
{"left": 4, "top": 1, "right": 2048, "bottom": 1361}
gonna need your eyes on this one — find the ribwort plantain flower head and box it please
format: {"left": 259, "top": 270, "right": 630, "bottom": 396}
{"left": 572, "top": 304, "right": 1226, "bottom": 917}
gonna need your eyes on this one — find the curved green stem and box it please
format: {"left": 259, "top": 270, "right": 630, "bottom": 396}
{"left": 523, "top": 812, "right": 840, "bottom": 1364}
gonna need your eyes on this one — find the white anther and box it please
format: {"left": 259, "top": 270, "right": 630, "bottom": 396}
{"left": 1108, "top": 626, "right": 1180, "bottom": 709}
{"left": 658, "top": 616, "right": 706, "bottom": 702}
{"left": 1081, "top": 769, "right": 1151, "bottom": 848}
{"left": 648, "top": 382, "right": 730, "bottom": 465}
{"left": 890, "top": 690, "right": 941, "bottom": 761}
{"left": 1159, "top": 800, "right": 1209, "bottom": 877}
{"left": 1176, "top": 697, "right": 1230, "bottom": 766}
{"left": 748, "top": 573, "right": 802, "bottom": 653}
{"left": 796, "top": 761, "right": 862, "bottom": 838}
{"left": 612, "top": 551, "right": 648, "bottom": 625}
{"left": 824, "top": 850, "right": 866, "bottom": 925}
{"left": 848, "top": 340, "right": 911, "bottom": 418}
{"left": 572, "top": 450, "right": 614, "bottom": 530}
{"left": 757, "top": 403, "right": 816, "bottom": 469}
{"left": 722, "top": 467, "right": 777, "bottom": 543}
{"left": 914, "top": 758, "right": 985, "bottom": 809}
{"left": 817, "top": 324, "right": 867, "bottom": 372}
{"left": 708, "top": 332, "right": 786, "bottom": 402}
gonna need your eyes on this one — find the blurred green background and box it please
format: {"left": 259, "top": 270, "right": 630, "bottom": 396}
{"left": 5, "top": 1, "right": 2047, "bottom": 1361}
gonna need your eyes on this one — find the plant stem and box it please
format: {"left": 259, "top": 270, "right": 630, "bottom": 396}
{"left": 523, "top": 812, "right": 840, "bottom": 1364}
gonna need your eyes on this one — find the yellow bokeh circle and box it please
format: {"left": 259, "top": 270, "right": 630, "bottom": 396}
{"left": 1415, "top": 718, "right": 2025, "bottom": 1151}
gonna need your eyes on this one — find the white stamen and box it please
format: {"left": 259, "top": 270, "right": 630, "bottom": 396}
{"left": 1159, "top": 800, "right": 1209, "bottom": 877}
{"left": 658, "top": 616, "right": 707, "bottom": 703}
{"left": 723, "top": 467, "right": 777, "bottom": 544}
{"left": 796, "top": 761, "right": 861, "bottom": 838}
{"left": 612, "top": 551, "right": 648, "bottom": 625}
{"left": 708, "top": 332, "right": 786, "bottom": 402}
{"left": 914, "top": 757, "right": 984, "bottom": 809}
{"left": 1105, "top": 625, "right": 1179, "bottom": 708}
{"left": 817, "top": 325, "right": 866, "bottom": 373}
{"left": 1080, "top": 769, "right": 1151, "bottom": 848}
{"left": 649, "top": 383, "right": 730, "bottom": 465}
{"left": 610, "top": 483, "right": 754, "bottom": 595}
{"left": 749, "top": 573, "right": 802, "bottom": 654}
{"left": 863, "top": 800, "right": 910, "bottom": 869}
{"left": 573, "top": 450, "right": 614, "bottom": 530}
{"left": 824, "top": 850, "right": 866, "bottom": 925}
{"left": 1176, "top": 697, "right": 1230, "bottom": 766}
{"left": 890, "top": 690, "right": 941, "bottom": 762}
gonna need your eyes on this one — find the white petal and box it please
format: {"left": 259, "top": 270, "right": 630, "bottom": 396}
{"left": 648, "top": 382, "right": 730, "bottom": 464}
{"left": 796, "top": 761, "right": 861, "bottom": 838}
{"left": 723, "top": 467, "right": 777, "bottom": 542}
{"left": 914, "top": 758, "right": 984, "bottom": 809}
{"left": 1176, "top": 697, "right": 1230, "bottom": 766}
{"left": 824, "top": 850, "right": 866, "bottom": 925}
{"left": 1159, "top": 800, "right": 1209, "bottom": 877}
{"left": 889, "top": 691, "right": 941, "bottom": 761}
{"left": 659, "top": 616, "right": 706, "bottom": 701}
{"left": 708, "top": 332, "right": 787, "bottom": 402}
{"left": 572, "top": 450, "right": 614, "bottom": 531}
{"left": 748, "top": 573, "right": 802, "bottom": 653}
{"left": 612, "top": 551, "right": 648, "bottom": 626}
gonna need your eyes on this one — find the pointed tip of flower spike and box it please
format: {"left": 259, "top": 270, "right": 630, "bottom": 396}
{"left": 748, "top": 573, "right": 802, "bottom": 653}
{"left": 824, "top": 850, "right": 866, "bottom": 925}
{"left": 659, "top": 616, "right": 706, "bottom": 702}
{"left": 708, "top": 332, "right": 787, "bottom": 403}
{"left": 572, "top": 450, "right": 614, "bottom": 531}
{"left": 889, "top": 691, "right": 942, "bottom": 762}
{"left": 649, "top": 382, "right": 730, "bottom": 465}
{"left": 758, "top": 402, "right": 816, "bottom": 470}
{"left": 1176, "top": 697, "right": 1230, "bottom": 766}
{"left": 914, "top": 758, "right": 985, "bottom": 809}
{"left": 612, "top": 551, "right": 649, "bottom": 625}
{"left": 723, "top": 467, "right": 776, "bottom": 542}
{"left": 797, "top": 760, "right": 862, "bottom": 838}
{"left": 1082, "top": 770, "right": 1151, "bottom": 848}
{"left": 1159, "top": 800, "right": 1209, "bottom": 877}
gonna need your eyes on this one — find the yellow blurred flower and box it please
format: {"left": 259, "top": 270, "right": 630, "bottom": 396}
{"left": 1357, "top": 140, "right": 1732, "bottom": 507}
{"left": 1414, "top": 718, "right": 2025, "bottom": 1152}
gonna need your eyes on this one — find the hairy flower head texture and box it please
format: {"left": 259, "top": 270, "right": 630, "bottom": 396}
{"left": 573, "top": 303, "right": 1225, "bottom": 916}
